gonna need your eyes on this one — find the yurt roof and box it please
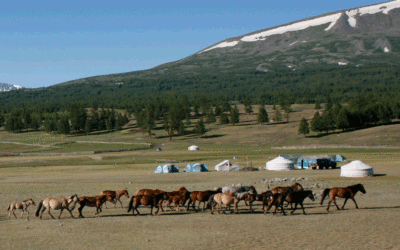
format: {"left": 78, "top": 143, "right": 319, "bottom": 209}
{"left": 341, "top": 160, "right": 373, "bottom": 170}
{"left": 268, "top": 156, "right": 294, "bottom": 164}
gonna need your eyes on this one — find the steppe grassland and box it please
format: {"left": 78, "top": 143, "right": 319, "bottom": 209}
{"left": 0, "top": 104, "right": 400, "bottom": 249}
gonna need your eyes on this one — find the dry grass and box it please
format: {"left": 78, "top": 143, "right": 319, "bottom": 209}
{"left": 1, "top": 104, "right": 400, "bottom": 249}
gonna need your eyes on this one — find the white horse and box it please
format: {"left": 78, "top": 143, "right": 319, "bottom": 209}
{"left": 36, "top": 194, "right": 79, "bottom": 219}
{"left": 7, "top": 199, "right": 36, "bottom": 220}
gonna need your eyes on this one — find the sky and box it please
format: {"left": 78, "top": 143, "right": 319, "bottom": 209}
{"left": 0, "top": 0, "right": 383, "bottom": 88}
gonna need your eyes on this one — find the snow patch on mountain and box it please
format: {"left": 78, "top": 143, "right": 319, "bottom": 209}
{"left": 199, "top": 1, "right": 400, "bottom": 54}
{"left": 345, "top": 0, "right": 400, "bottom": 27}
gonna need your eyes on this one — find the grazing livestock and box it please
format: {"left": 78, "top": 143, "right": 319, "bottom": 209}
{"left": 320, "top": 184, "right": 366, "bottom": 211}
{"left": 100, "top": 189, "right": 129, "bottom": 208}
{"left": 285, "top": 190, "right": 315, "bottom": 215}
{"left": 127, "top": 192, "right": 165, "bottom": 215}
{"left": 187, "top": 188, "right": 222, "bottom": 211}
{"left": 35, "top": 195, "right": 80, "bottom": 220}
{"left": 264, "top": 193, "right": 288, "bottom": 216}
{"left": 77, "top": 194, "right": 114, "bottom": 218}
{"left": 248, "top": 190, "right": 274, "bottom": 211}
{"left": 271, "top": 183, "right": 304, "bottom": 194}
{"left": 7, "top": 199, "right": 36, "bottom": 220}
{"left": 210, "top": 193, "right": 241, "bottom": 214}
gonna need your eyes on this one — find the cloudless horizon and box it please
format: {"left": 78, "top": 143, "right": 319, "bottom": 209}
{"left": 0, "top": 0, "right": 383, "bottom": 88}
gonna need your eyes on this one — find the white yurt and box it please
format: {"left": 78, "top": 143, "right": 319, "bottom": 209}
{"left": 266, "top": 156, "right": 295, "bottom": 171}
{"left": 215, "top": 160, "right": 239, "bottom": 171}
{"left": 340, "top": 160, "right": 374, "bottom": 177}
{"left": 188, "top": 145, "right": 200, "bottom": 151}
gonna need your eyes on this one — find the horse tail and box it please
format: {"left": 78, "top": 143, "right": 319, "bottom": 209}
{"left": 127, "top": 196, "right": 134, "bottom": 213}
{"left": 320, "top": 189, "right": 331, "bottom": 205}
{"left": 35, "top": 200, "right": 43, "bottom": 217}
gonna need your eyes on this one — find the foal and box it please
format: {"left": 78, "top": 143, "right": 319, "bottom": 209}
{"left": 8, "top": 199, "right": 36, "bottom": 220}
{"left": 77, "top": 194, "right": 113, "bottom": 218}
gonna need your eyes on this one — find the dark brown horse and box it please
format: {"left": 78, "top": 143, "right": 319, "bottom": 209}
{"left": 100, "top": 189, "right": 129, "bottom": 208}
{"left": 187, "top": 188, "right": 222, "bottom": 211}
{"left": 320, "top": 184, "right": 366, "bottom": 211}
{"left": 264, "top": 192, "right": 288, "bottom": 216}
{"left": 127, "top": 192, "right": 165, "bottom": 215}
{"left": 135, "top": 189, "right": 165, "bottom": 211}
{"left": 248, "top": 190, "right": 274, "bottom": 211}
{"left": 77, "top": 194, "right": 114, "bottom": 218}
{"left": 285, "top": 190, "right": 315, "bottom": 215}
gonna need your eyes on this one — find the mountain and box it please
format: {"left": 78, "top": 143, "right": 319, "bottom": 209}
{"left": 60, "top": 0, "right": 400, "bottom": 84}
{"left": 0, "top": 83, "right": 24, "bottom": 92}
{"left": 1, "top": 0, "right": 400, "bottom": 110}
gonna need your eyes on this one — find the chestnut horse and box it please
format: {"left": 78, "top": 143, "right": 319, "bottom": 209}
{"left": 320, "top": 184, "right": 366, "bottom": 211}
{"left": 77, "top": 194, "right": 114, "bottom": 218}
{"left": 248, "top": 190, "right": 274, "bottom": 211}
{"left": 36, "top": 195, "right": 80, "bottom": 220}
{"left": 271, "top": 183, "right": 304, "bottom": 194}
{"left": 127, "top": 192, "right": 166, "bottom": 215}
{"left": 264, "top": 192, "right": 288, "bottom": 215}
{"left": 8, "top": 199, "right": 36, "bottom": 220}
{"left": 100, "top": 189, "right": 130, "bottom": 208}
{"left": 285, "top": 190, "right": 315, "bottom": 215}
{"left": 187, "top": 188, "right": 222, "bottom": 211}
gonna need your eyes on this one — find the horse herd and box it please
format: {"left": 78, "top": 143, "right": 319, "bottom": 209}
{"left": 6, "top": 183, "right": 367, "bottom": 220}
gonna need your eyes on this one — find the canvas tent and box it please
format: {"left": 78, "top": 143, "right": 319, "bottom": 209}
{"left": 266, "top": 156, "right": 295, "bottom": 171}
{"left": 188, "top": 145, "right": 200, "bottom": 151}
{"left": 297, "top": 155, "right": 335, "bottom": 169}
{"left": 214, "top": 160, "right": 239, "bottom": 171}
{"left": 330, "top": 155, "right": 347, "bottom": 162}
{"left": 154, "top": 164, "right": 179, "bottom": 174}
{"left": 340, "top": 160, "right": 374, "bottom": 177}
{"left": 184, "top": 163, "right": 209, "bottom": 172}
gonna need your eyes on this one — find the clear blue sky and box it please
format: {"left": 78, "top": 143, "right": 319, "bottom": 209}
{"left": 0, "top": 0, "right": 381, "bottom": 88}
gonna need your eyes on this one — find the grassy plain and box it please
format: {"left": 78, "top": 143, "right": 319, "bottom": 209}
{"left": 0, "top": 105, "right": 399, "bottom": 249}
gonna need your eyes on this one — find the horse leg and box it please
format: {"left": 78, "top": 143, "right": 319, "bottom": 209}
{"left": 280, "top": 204, "right": 286, "bottom": 216}
{"left": 58, "top": 208, "right": 64, "bottom": 219}
{"left": 351, "top": 198, "right": 359, "bottom": 209}
{"left": 149, "top": 205, "right": 153, "bottom": 215}
{"left": 26, "top": 209, "right": 30, "bottom": 220}
{"left": 333, "top": 198, "right": 340, "bottom": 210}
{"left": 341, "top": 198, "right": 349, "bottom": 210}
{"left": 47, "top": 208, "right": 55, "bottom": 219}
{"left": 291, "top": 203, "right": 298, "bottom": 215}
{"left": 78, "top": 205, "right": 85, "bottom": 218}
{"left": 21, "top": 209, "right": 25, "bottom": 219}
{"left": 12, "top": 210, "right": 17, "bottom": 219}
{"left": 300, "top": 202, "right": 307, "bottom": 215}
{"left": 40, "top": 207, "right": 46, "bottom": 219}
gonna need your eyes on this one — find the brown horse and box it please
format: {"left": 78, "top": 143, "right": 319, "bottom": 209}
{"left": 36, "top": 195, "right": 80, "bottom": 220}
{"left": 100, "top": 189, "right": 130, "bottom": 208}
{"left": 8, "top": 199, "right": 36, "bottom": 220}
{"left": 210, "top": 193, "right": 241, "bottom": 214}
{"left": 271, "top": 182, "right": 304, "bottom": 194}
{"left": 165, "top": 193, "right": 186, "bottom": 211}
{"left": 320, "top": 184, "right": 366, "bottom": 211}
{"left": 127, "top": 192, "right": 165, "bottom": 215}
{"left": 264, "top": 192, "right": 288, "bottom": 215}
{"left": 187, "top": 188, "right": 222, "bottom": 211}
{"left": 248, "top": 190, "right": 274, "bottom": 211}
{"left": 135, "top": 189, "right": 166, "bottom": 211}
{"left": 285, "top": 190, "right": 315, "bottom": 215}
{"left": 77, "top": 194, "right": 114, "bottom": 218}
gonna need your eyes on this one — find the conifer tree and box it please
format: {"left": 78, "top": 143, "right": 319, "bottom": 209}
{"left": 257, "top": 105, "right": 269, "bottom": 124}
{"left": 273, "top": 109, "right": 282, "bottom": 123}
{"left": 298, "top": 118, "right": 310, "bottom": 137}
{"left": 195, "top": 118, "right": 206, "bottom": 138}
{"left": 311, "top": 111, "right": 322, "bottom": 133}
{"left": 220, "top": 112, "right": 229, "bottom": 124}
{"left": 58, "top": 114, "right": 70, "bottom": 135}
{"left": 230, "top": 105, "right": 239, "bottom": 125}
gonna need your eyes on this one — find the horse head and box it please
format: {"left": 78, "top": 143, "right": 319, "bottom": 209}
{"left": 358, "top": 184, "right": 366, "bottom": 194}
{"left": 29, "top": 199, "right": 36, "bottom": 206}
{"left": 123, "top": 190, "right": 130, "bottom": 198}
{"left": 308, "top": 191, "right": 315, "bottom": 201}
